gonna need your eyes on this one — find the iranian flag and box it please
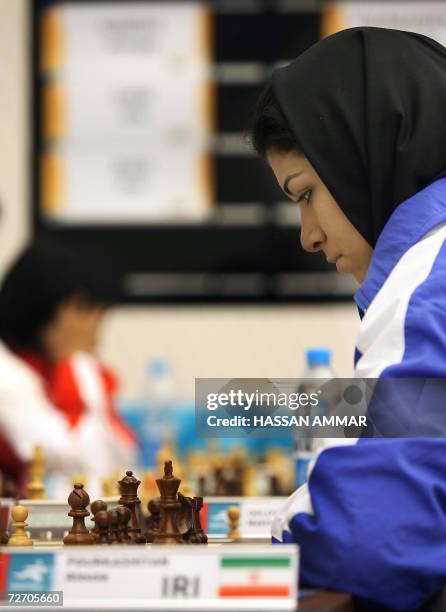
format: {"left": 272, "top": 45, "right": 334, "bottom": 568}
{"left": 218, "top": 555, "right": 294, "bottom": 598}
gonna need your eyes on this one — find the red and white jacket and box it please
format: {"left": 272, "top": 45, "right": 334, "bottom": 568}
{"left": 0, "top": 341, "right": 136, "bottom": 498}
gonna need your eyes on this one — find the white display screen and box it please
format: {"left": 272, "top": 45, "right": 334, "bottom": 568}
{"left": 39, "top": 2, "right": 214, "bottom": 224}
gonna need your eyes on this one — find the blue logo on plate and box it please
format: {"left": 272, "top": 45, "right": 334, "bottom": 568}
{"left": 8, "top": 554, "right": 54, "bottom": 591}
{"left": 207, "top": 502, "right": 240, "bottom": 536}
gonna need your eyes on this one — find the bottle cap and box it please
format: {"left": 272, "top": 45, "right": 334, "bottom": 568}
{"left": 306, "top": 348, "right": 331, "bottom": 367}
{"left": 148, "top": 358, "right": 170, "bottom": 377}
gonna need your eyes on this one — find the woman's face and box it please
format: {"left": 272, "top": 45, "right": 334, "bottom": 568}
{"left": 41, "top": 297, "right": 106, "bottom": 362}
{"left": 267, "top": 150, "right": 373, "bottom": 284}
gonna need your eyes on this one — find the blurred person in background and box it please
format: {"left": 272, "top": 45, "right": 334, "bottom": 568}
{"left": 0, "top": 240, "right": 136, "bottom": 497}
{"left": 252, "top": 27, "right": 446, "bottom": 610}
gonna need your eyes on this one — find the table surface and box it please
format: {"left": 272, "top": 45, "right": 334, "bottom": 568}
{"left": 299, "top": 590, "right": 355, "bottom": 612}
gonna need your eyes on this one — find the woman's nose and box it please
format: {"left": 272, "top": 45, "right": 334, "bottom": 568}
{"left": 300, "top": 225, "right": 324, "bottom": 253}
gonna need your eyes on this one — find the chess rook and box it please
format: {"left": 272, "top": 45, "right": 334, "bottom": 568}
{"left": 191, "top": 497, "right": 208, "bottom": 544}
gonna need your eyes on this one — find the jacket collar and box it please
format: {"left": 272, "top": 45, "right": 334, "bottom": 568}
{"left": 354, "top": 178, "right": 446, "bottom": 313}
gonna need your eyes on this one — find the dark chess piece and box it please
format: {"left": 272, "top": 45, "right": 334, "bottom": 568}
{"left": 152, "top": 460, "right": 184, "bottom": 544}
{"left": 107, "top": 509, "right": 120, "bottom": 544}
{"left": 144, "top": 498, "right": 161, "bottom": 543}
{"left": 90, "top": 500, "right": 108, "bottom": 541}
{"left": 214, "top": 467, "right": 226, "bottom": 496}
{"left": 177, "top": 494, "right": 207, "bottom": 544}
{"left": 225, "top": 461, "right": 244, "bottom": 496}
{"left": 198, "top": 475, "right": 206, "bottom": 497}
{"left": 269, "top": 475, "right": 282, "bottom": 496}
{"left": 115, "top": 505, "right": 132, "bottom": 543}
{"left": 0, "top": 498, "right": 9, "bottom": 544}
{"left": 2, "top": 474, "right": 18, "bottom": 498}
{"left": 233, "top": 463, "right": 245, "bottom": 496}
{"left": 191, "top": 497, "right": 208, "bottom": 544}
{"left": 118, "top": 470, "right": 146, "bottom": 544}
{"left": 63, "top": 483, "right": 95, "bottom": 545}
{"left": 94, "top": 510, "right": 110, "bottom": 544}
{"left": 177, "top": 493, "right": 193, "bottom": 542}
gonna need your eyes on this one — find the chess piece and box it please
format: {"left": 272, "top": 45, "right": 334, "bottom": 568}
{"left": 197, "top": 475, "right": 206, "bottom": 497}
{"left": 118, "top": 471, "right": 146, "bottom": 544}
{"left": 8, "top": 505, "right": 33, "bottom": 546}
{"left": 1, "top": 475, "right": 17, "bottom": 498}
{"left": 191, "top": 497, "right": 207, "bottom": 544}
{"left": 107, "top": 509, "right": 120, "bottom": 544}
{"left": 27, "top": 445, "right": 45, "bottom": 500}
{"left": 72, "top": 474, "right": 87, "bottom": 488}
{"left": 214, "top": 466, "right": 227, "bottom": 496}
{"left": 63, "top": 483, "right": 95, "bottom": 545}
{"left": 102, "top": 477, "right": 115, "bottom": 498}
{"left": 269, "top": 475, "right": 282, "bottom": 496}
{"left": 94, "top": 510, "right": 110, "bottom": 544}
{"left": 0, "top": 499, "right": 9, "bottom": 544}
{"left": 91, "top": 499, "right": 107, "bottom": 515}
{"left": 230, "top": 463, "right": 245, "bottom": 496}
{"left": 102, "top": 470, "right": 121, "bottom": 497}
{"left": 144, "top": 498, "right": 161, "bottom": 543}
{"left": 90, "top": 500, "right": 107, "bottom": 541}
{"left": 115, "top": 505, "right": 132, "bottom": 543}
{"left": 152, "top": 460, "right": 184, "bottom": 544}
{"left": 227, "top": 506, "right": 241, "bottom": 541}
{"left": 177, "top": 492, "right": 193, "bottom": 541}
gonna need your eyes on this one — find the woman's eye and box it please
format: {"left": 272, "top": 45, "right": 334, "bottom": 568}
{"left": 297, "top": 189, "right": 312, "bottom": 204}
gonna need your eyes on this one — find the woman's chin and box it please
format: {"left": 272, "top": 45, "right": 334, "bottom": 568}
{"left": 335, "top": 256, "right": 345, "bottom": 272}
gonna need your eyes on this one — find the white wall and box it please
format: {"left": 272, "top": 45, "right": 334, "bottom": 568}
{"left": 0, "top": 0, "right": 29, "bottom": 274}
{"left": 101, "top": 304, "right": 360, "bottom": 399}
{"left": 0, "top": 0, "right": 360, "bottom": 400}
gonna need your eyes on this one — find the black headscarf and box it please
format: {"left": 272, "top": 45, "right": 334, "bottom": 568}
{"left": 273, "top": 27, "right": 446, "bottom": 246}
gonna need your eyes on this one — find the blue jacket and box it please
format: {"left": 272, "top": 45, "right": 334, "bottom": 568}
{"left": 272, "top": 178, "right": 446, "bottom": 610}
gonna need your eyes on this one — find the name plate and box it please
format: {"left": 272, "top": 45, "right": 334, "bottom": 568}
{"left": 204, "top": 497, "right": 286, "bottom": 538}
{"left": 0, "top": 545, "right": 298, "bottom": 610}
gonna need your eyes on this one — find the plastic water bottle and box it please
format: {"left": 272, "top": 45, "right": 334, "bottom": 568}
{"left": 140, "top": 358, "right": 175, "bottom": 469}
{"left": 294, "top": 348, "right": 335, "bottom": 487}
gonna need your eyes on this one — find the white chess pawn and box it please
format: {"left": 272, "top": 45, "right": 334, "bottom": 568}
{"left": 8, "top": 505, "right": 34, "bottom": 546}
{"left": 227, "top": 506, "right": 241, "bottom": 541}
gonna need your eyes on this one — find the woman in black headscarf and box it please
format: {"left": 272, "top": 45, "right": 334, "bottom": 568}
{"left": 252, "top": 28, "right": 446, "bottom": 610}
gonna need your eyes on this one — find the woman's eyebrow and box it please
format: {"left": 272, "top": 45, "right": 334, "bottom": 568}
{"left": 283, "top": 171, "right": 303, "bottom": 195}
